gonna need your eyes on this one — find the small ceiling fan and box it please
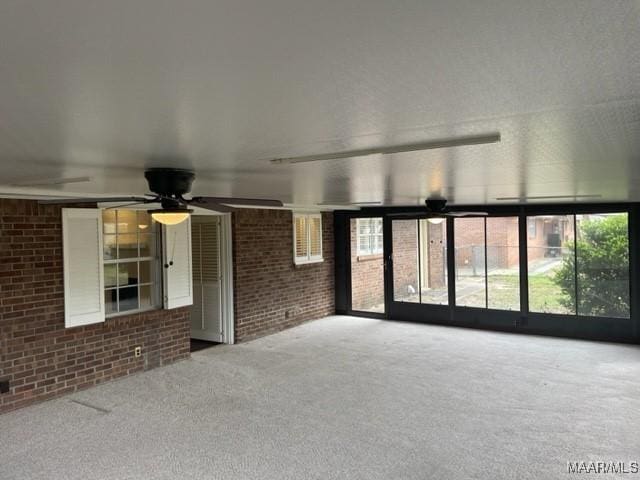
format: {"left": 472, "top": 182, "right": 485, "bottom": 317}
{"left": 39, "top": 168, "right": 283, "bottom": 225}
{"left": 388, "top": 198, "right": 488, "bottom": 223}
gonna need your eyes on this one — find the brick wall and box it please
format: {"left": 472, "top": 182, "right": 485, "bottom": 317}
{"left": 232, "top": 209, "right": 334, "bottom": 342}
{"left": 424, "top": 221, "right": 446, "bottom": 288}
{"left": 392, "top": 220, "right": 419, "bottom": 299}
{"left": 526, "top": 216, "right": 574, "bottom": 262}
{"left": 0, "top": 199, "right": 190, "bottom": 415}
{"left": 455, "top": 217, "right": 520, "bottom": 270}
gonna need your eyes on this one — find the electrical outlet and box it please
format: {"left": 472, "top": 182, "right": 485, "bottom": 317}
{"left": 134, "top": 346, "right": 142, "bottom": 358}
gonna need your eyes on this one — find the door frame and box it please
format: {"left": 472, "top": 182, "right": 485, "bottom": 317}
{"left": 220, "top": 214, "right": 235, "bottom": 344}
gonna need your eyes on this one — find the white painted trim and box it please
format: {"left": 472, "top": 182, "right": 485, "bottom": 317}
{"left": 220, "top": 214, "right": 235, "bottom": 344}
{"left": 294, "top": 258, "right": 324, "bottom": 266}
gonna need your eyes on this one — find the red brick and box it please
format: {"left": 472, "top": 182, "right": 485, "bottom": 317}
{"left": 0, "top": 199, "right": 190, "bottom": 415}
{"left": 231, "top": 210, "right": 334, "bottom": 342}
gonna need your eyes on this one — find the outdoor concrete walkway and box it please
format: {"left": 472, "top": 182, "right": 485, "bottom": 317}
{"left": 1, "top": 316, "right": 639, "bottom": 479}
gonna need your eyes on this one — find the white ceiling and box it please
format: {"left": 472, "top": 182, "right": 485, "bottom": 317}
{"left": 0, "top": 0, "right": 639, "bottom": 206}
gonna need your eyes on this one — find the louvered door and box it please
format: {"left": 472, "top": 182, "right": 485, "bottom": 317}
{"left": 190, "top": 216, "right": 222, "bottom": 342}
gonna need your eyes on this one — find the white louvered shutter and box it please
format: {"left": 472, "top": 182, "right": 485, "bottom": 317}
{"left": 309, "top": 214, "right": 322, "bottom": 260}
{"left": 62, "top": 208, "right": 105, "bottom": 328}
{"left": 163, "top": 217, "right": 193, "bottom": 309}
{"left": 200, "top": 221, "right": 220, "bottom": 332}
{"left": 200, "top": 221, "right": 220, "bottom": 283}
{"left": 190, "top": 218, "right": 222, "bottom": 340}
{"left": 294, "top": 214, "right": 308, "bottom": 262}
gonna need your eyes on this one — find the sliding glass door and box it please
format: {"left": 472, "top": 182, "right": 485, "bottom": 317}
{"left": 391, "top": 219, "right": 448, "bottom": 305}
{"left": 387, "top": 218, "right": 451, "bottom": 322}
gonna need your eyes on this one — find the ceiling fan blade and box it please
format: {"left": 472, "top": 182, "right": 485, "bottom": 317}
{"left": 12, "top": 176, "right": 92, "bottom": 187}
{"left": 190, "top": 196, "right": 283, "bottom": 207}
{"left": 103, "top": 201, "right": 157, "bottom": 210}
{"left": 445, "top": 211, "right": 489, "bottom": 217}
{"left": 39, "top": 196, "right": 152, "bottom": 205}
{"left": 193, "top": 202, "right": 237, "bottom": 213}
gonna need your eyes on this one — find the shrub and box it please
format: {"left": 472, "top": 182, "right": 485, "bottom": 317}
{"left": 554, "top": 215, "right": 629, "bottom": 317}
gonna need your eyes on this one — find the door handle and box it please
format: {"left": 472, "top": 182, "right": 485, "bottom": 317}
{"left": 384, "top": 254, "right": 392, "bottom": 272}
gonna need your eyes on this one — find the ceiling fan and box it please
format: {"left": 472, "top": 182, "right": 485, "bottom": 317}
{"left": 39, "top": 168, "right": 283, "bottom": 225}
{"left": 389, "top": 198, "right": 488, "bottom": 223}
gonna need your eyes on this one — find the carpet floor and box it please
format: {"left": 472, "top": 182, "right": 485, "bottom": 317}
{"left": 1, "top": 316, "right": 639, "bottom": 479}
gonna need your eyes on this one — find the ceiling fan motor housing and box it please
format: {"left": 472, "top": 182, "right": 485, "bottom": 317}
{"left": 144, "top": 168, "right": 195, "bottom": 197}
{"left": 426, "top": 198, "right": 447, "bottom": 212}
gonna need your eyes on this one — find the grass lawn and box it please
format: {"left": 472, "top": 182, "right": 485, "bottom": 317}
{"left": 527, "top": 274, "right": 572, "bottom": 314}
{"left": 456, "top": 274, "right": 571, "bottom": 313}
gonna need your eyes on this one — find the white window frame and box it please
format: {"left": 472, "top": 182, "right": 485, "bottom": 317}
{"left": 293, "top": 212, "right": 323, "bottom": 265}
{"left": 356, "top": 218, "right": 383, "bottom": 256}
{"left": 102, "top": 209, "right": 163, "bottom": 317}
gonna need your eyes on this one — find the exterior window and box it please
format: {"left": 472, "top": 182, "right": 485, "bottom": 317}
{"left": 575, "top": 213, "right": 629, "bottom": 317}
{"left": 293, "top": 213, "right": 323, "bottom": 265}
{"left": 526, "top": 213, "right": 629, "bottom": 318}
{"left": 357, "top": 218, "right": 383, "bottom": 256}
{"left": 102, "top": 210, "right": 161, "bottom": 316}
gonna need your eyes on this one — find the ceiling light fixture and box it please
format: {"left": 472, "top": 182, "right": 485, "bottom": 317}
{"left": 270, "top": 132, "right": 501, "bottom": 165}
{"left": 149, "top": 208, "right": 192, "bottom": 225}
{"left": 427, "top": 217, "right": 445, "bottom": 225}
{"left": 496, "top": 194, "right": 602, "bottom": 201}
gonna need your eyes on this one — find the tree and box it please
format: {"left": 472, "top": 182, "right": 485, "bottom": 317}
{"left": 554, "top": 215, "right": 629, "bottom": 317}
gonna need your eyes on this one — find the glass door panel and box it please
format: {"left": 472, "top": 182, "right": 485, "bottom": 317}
{"left": 454, "top": 218, "right": 486, "bottom": 308}
{"left": 392, "top": 219, "right": 420, "bottom": 303}
{"left": 419, "top": 219, "right": 448, "bottom": 305}
{"left": 391, "top": 218, "right": 448, "bottom": 305}
{"left": 526, "top": 215, "right": 574, "bottom": 314}
{"left": 351, "top": 217, "right": 385, "bottom": 313}
{"left": 486, "top": 217, "right": 520, "bottom": 311}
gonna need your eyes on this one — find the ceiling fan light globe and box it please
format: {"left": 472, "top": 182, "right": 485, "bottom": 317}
{"left": 427, "top": 217, "right": 445, "bottom": 225}
{"left": 150, "top": 211, "right": 191, "bottom": 225}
